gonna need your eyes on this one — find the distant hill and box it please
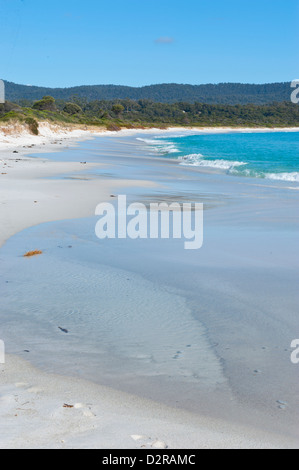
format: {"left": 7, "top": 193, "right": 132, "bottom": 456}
{"left": 3, "top": 81, "right": 293, "bottom": 105}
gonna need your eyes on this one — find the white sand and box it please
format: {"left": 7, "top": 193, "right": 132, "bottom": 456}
{"left": 0, "top": 122, "right": 298, "bottom": 449}
{"left": 0, "top": 122, "right": 157, "bottom": 247}
{"left": 0, "top": 121, "right": 107, "bottom": 151}
{"left": 1, "top": 355, "right": 294, "bottom": 449}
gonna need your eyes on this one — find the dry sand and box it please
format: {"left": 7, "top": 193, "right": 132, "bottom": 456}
{"left": 1, "top": 354, "right": 293, "bottom": 449}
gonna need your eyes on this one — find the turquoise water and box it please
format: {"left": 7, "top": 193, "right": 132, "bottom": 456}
{"left": 137, "top": 131, "right": 299, "bottom": 182}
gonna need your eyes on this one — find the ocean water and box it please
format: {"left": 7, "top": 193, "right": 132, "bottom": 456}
{"left": 137, "top": 131, "right": 299, "bottom": 183}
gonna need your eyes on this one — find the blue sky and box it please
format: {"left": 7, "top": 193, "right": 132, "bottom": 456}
{"left": 0, "top": 0, "right": 298, "bottom": 87}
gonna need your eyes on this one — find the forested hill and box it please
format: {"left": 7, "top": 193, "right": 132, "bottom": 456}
{"left": 3, "top": 81, "right": 293, "bottom": 105}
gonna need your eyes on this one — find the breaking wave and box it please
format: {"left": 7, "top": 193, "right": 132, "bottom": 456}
{"left": 179, "top": 153, "right": 247, "bottom": 171}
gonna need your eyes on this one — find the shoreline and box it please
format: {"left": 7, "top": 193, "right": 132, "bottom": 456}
{"left": 0, "top": 125, "right": 298, "bottom": 448}
{"left": 0, "top": 123, "right": 157, "bottom": 249}
{"left": 1, "top": 120, "right": 299, "bottom": 154}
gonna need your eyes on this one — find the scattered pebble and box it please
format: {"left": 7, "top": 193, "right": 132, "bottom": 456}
{"left": 152, "top": 440, "right": 168, "bottom": 449}
{"left": 58, "top": 327, "right": 68, "bottom": 334}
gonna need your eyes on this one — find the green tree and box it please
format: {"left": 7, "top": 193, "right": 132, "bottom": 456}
{"left": 63, "top": 102, "right": 82, "bottom": 115}
{"left": 111, "top": 104, "right": 124, "bottom": 116}
{"left": 32, "top": 96, "right": 57, "bottom": 112}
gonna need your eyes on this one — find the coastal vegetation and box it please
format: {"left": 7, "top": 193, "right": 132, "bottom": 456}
{"left": 0, "top": 96, "right": 299, "bottom": 133}
{"left": 24, "top": 117, "right": 39, "bottom": 135}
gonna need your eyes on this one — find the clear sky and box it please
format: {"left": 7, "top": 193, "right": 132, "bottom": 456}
{"left": 0, "top": 0, "right": 299, "bottom": 87}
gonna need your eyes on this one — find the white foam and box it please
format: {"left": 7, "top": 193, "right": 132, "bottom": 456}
{"left": 136, "top": 138, "right": 159, "bottom": 144}
{"left": 179, "top": 153, "right": 246, "bottom": 171}
{"left": 158, "top": 145, "right": 179, "bottom": 154}
{"left": 265, "top": 172, "right": 299, "bottom": 183}
{"left": 158, "top": 134, "right": 187, "bottom": 138}
{"left": 136, "top": 137, "right": 179, "bottom": 154}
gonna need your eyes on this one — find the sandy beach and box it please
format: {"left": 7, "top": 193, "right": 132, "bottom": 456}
{"left": 1, "top": 354, "right": 291, "bottom": 449}
{"left": 0, "top": 123, "right": 298, "bottom": 449}
{"left": 0, "top": 122, "right": 161, "bottom": 247}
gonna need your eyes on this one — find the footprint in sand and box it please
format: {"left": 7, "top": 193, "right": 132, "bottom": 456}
{"left": 277, "top": 400, "right": 288, "bottom": 410}
{"left": 173, "top": 351, "right": 183, "bottom": 360}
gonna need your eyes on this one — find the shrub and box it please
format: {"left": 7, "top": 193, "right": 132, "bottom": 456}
{"left": 63, "top": 102, "right": 82, "bottom": 115}
{"left": 25, "top": 117, "right": 39, "bottom": 135}
{"left": 0, "top": 111, "right": 23, "bottom": 122}
{"left": 0, "top": 101, "right": 22, "bottom": 117}
{"left": 33, "top": 96, "right": 57, "bottom": 112}
{"left": 106, "top": 123, "right": 121, "bottom": 131}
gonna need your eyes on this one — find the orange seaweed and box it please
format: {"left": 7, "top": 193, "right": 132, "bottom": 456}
{"left": 23, "top": 250, "right": 43, "bottom": 258}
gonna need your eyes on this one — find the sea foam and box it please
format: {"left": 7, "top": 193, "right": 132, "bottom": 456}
{"left": 179, "top": 153, "right": 247, "bottom": 171}
{"left": 265, "top": 172, "right": 299, "bottom": 183}
{"left": 136, "top": 137, "right": 179, "bottom": 154}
